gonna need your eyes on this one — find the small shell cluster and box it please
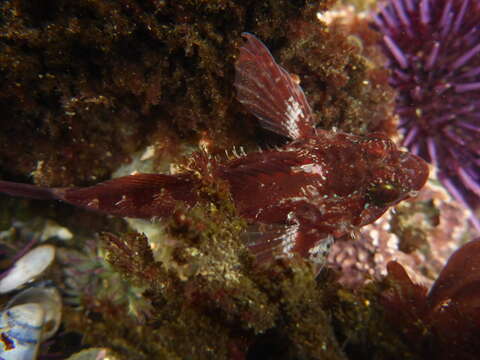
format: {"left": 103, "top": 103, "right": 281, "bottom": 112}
{"left": 0, "top": 245, "right": 55, "bottom": 294}
{"left": 0, "top": 244, "right": 62, "bottom": 360}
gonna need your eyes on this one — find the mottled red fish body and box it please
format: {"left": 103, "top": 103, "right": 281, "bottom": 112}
{"left": 218, "top": 130, "right": 428, "bottom": 259}
{"left": 0, "top": 33, "right": 429, "bottom": 264}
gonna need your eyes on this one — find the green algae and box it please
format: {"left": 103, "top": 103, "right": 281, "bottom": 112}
{"left": 327, "top": 278, "right": 422, "bottom": 360}
{"left": 57, "top": 184, "right": 345, "bottom": 359}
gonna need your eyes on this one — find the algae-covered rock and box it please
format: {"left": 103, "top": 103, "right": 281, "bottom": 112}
{"left": 0, "top": 1, "right": 450, "bottom": 359}
{"left": 0, "top": 0, "right": 326, "bottom": 186}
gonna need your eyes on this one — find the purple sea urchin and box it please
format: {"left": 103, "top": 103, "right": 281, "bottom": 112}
{"left": 373, "top": 0, "right": 480, "bottom": 229}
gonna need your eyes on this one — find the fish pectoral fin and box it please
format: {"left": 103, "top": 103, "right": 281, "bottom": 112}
{"left": 243, "top": 222, "right": 333, "bottom": 265}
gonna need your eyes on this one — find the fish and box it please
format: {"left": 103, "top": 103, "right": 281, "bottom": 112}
{"left": 0, "top": 33, "right": 429, "bottom": 263}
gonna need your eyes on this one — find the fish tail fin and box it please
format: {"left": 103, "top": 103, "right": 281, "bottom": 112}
{"left": 0, "top": 180, "right": 58, "bottom": 200}
{"left": 57, "top": 173, "right": 199, "bottom": 219}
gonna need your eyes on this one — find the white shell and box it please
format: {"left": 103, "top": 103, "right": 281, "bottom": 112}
{"left": 0, "top": 245, "right": 56, "bottom": 294}
{"left": 66, "top": 348, "right": 119, "bottom": 360}
{"left": 0, "top": 287, "right": 62, "bottom": 360}
{"left": 0, "top": 303, "right": 44, "bottom": 360}
{"left": 7, "top": 287, "right": 62, "bottom": 341}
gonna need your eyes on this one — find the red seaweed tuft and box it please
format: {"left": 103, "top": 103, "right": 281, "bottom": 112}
{"left": 383, "top": 238, "right": 480, "bottom": 360}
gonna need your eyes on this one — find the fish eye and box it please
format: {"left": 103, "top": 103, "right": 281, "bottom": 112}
{"left": 367, "top": 182, "right": 401, "bottom": 206}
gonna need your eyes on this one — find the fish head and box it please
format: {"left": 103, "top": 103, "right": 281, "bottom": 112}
{"left": 357, "top": 132, "right": 429, "bottom": 225}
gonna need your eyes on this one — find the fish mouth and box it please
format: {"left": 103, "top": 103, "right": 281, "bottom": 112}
{"left": 399, "top": 151, "right": 430, "bottom": 192}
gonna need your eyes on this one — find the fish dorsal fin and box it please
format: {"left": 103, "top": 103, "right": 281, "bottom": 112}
{"left": 234, "top": 33, "right": 315, "bottom": 140}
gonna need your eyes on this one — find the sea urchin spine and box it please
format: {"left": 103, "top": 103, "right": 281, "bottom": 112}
{"left": 373, "top": 0, "right": 480, "bottom": 229}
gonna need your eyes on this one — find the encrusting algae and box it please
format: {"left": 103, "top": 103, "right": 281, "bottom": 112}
{"left": 0, "top": 0, "right": 478, "bottom": 359}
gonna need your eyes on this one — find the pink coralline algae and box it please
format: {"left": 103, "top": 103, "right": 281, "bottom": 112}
{"left": 373, "top": 0, "right": 480, "bottom": 229}
{"left": 328, "top": 178, "right": 476, "bottom": 288}
{"left": 0, "top": 34, "right": 428, "bottom": 263}
{"left": 383, "top": 238, "right": 480, "bottom": 360}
